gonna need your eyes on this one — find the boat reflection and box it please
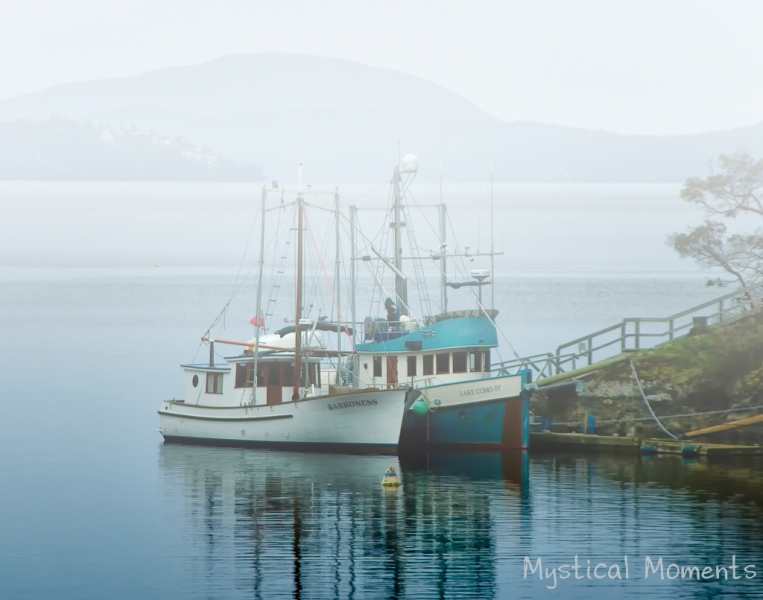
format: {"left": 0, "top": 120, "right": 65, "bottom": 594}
{"left": 159, "top": 445, "right": 528, "bottom": 598}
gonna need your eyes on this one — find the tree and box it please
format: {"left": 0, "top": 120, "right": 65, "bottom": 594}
{"left": 681, "top": 153, "right": 763, "bottom": 218}
{"left": 671, "top": 153, "right": 763, "bottom": 307}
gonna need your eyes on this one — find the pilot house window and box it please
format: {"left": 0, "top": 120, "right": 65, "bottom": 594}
{"left": 470, "top": 351, "right": 482, "bottom": 372}
{"left": 436, "top": 353, "right": 450, "bottom": 375}
{"left": 423, "top": 354, "right": 434, "bottom": 376}
{"left": 407, "top": 355, "right": 417, "bottom": 377}
{"left": 235, "top": 363, "right": 264, "bottom": 388}
{"left": 453, "top": 352, "right": 467, "bottom": 373}
{"left": 206, "top": 372, "right": 223, "bottom": 394}
{"left": 373, "top": 356, "right": 383, "bottom": 378}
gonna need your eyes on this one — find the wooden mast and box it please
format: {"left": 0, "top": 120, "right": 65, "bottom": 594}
{"left": 251, "top": 186, "right": 267, "bottom": 405}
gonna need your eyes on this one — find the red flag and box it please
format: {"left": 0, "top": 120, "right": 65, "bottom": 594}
{"left": 249, "top": 313, "right": 265, "bottom": 327}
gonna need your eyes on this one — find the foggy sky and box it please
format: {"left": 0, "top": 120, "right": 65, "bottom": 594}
{"left": 3, "top": 0, "right": 763, "bottom": 136}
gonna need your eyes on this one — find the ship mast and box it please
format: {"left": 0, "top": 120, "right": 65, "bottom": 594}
{"left": 392, "top": 165, "right": 408, "bottom": 316}
{"left": 251, "top": 186, "right": 267, "bottom": 404}
{"left": 293, "top": 165, "right": 305, "bottom": 401}
{"left": 439, "top": 182, "right": 448, "bottom": 315}
{"left": 490, "top": 165, "right": 495, "bottom": 310}
{"left": 334, "top": 189, "right": 342, "bottom": 383}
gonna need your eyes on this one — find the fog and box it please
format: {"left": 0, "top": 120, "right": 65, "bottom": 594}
{"left": 3, "top": 1, "right": 763, "bottom": 136}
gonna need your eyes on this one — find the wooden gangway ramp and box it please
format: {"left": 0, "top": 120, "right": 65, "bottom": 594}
{"left": 685, "top": 413, "right": 763, "bottom": 438}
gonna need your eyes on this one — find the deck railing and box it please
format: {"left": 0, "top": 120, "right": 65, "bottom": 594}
{"left": 492, "top": 284, "right": 762, "bottom": 381}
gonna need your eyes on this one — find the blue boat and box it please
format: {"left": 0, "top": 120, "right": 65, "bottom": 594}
{"left": 347, "top": 156, "right": 530, "bottom": 451}
{"left": 351, "top": 310, "right": 530, "bottom": 450}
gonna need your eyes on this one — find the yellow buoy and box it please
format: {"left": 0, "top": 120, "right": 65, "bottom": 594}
{"left": 381, "top": 467, "right": 401, "bottom": 487}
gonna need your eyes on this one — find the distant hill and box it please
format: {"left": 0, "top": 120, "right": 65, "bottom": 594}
{"left": 0, "top": 119, "right": 261, "bottom": 181}
{"left": 1, "top": 53, "right": 762, "bottom": 182}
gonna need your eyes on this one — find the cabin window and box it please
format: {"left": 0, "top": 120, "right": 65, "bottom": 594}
{"left": 453, "top": 352, "right": 467, "bottom": 373}
{"left": 235, "top": 363, "right": 262, "bottom": 388}
{"left": 407, "top": 355, "right": 417, "bottom": 377}
{"left": 307, "top": 363, "right": 321, "bottom": 387}
{"left": 484, "top": 350, "right": 491, "bottom": 372}
{"left": 192, "top": 374, "right": 199, "bottom": 387}
{"left": 423, "top": 354, "right": 434, "bottom": 376}
{"left": 436, "top": 353, "right": 450, "bottom": 375}
{"left": 470, "top": 351, "right": 482, "bottom": 373}
{"left": 283, "top": 364, "right": 294, "bottom": 387}
{"left": 206, "top": 372, "right": 223, "bottom": 394}
{"left": 235, "top": 364, "right": 247, "bottom": 388}
{"left": 235, "top": 363, "right": 252, "bottom": 388}
{"left": 373, "top": 356, "right": 383, "bottom": 377}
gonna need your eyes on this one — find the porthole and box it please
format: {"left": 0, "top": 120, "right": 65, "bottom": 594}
{"left": 192, "top": 374, "right": 199, "bottom": 387}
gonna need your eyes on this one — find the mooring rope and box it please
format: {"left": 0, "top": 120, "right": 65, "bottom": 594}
{"left": 553, "top": 405, "right": 763, "bottom": 427}
{"left": 628, "top": 358, "right": 679, "bottom": 439}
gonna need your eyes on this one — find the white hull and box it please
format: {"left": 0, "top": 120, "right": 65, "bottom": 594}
{"left": 159, "top": 388, "right": 407, "bottom": 452}
{"left": 418, "top": 373, "right": 523, "bottom": 408}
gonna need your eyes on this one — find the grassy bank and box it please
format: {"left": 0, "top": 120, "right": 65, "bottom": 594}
{"left": 534, "top": 310, "right": 763, "bottom": 440}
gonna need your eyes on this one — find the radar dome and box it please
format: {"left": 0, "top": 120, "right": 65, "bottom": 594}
{"left": 401, "top": 154, "right": 419, "bottom": 173}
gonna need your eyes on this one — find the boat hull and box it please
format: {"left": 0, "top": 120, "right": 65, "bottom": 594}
{"left": 159, "top": 388, "right": 407, "bottom": 454}
{"left": 399, "top": 374, "right": 529, "bottom": 450}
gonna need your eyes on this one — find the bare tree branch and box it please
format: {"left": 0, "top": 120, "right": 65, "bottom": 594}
{"left": 681, "top": 153, "right": 763, "bottom": 219}
{"left": 669, "top": 221, "right": 757, "bottom": 308}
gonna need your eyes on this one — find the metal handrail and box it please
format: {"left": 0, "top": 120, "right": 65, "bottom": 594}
{"left": 493, "top": 284, "right": 761, "bottom": 380}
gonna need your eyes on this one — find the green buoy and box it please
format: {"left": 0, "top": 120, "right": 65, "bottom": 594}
{"left": 411, "top": 398, "right": 429, "bottom": 416}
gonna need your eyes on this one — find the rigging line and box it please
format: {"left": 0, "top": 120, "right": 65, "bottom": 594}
{"left": 401, "top": 204, "right": 432, "bottom": 318}
{"left": 553, "top": 404, "right": 763, "bottom": 427}
{"left": 304, "top": 221, "right": 334, "bottom": 321}
{"left": 190, "top": 338, "right": 205, "bottom": 364}
{"left": 263, "top": 202, "right": 296, "bottom": 332}
{"left": 404, "top": 189, "right": 441, "bottom": 241}
{"left": 302, "top": 202, "right": 338, "bottom": 213}
{"left": 263, "top": 200, "right": 297, "bottom": 211}
{"left": 204, "top": 233, "right": 283, "bottom": 337}
{"left": 229, "top": 202, "right": 260, "bottom": 299}
{"left": 338, "top": 216, "right": 398, "bottom": 315}
{"left": 629, "top": 358, "right": 679, "bottom": 439}
{"left": 363, "top": 184, "right": 396, "bottom": 247}
{"left": 303, "top": 209, "right": 354, "bottom": 347}
{"left": 449, "top": 283, "right": 519, "bottom": 364}
{"left": 407, "top": 208, "right": 434, "bottom": 318}
{"left": 348, "top": 181, "right": 390, "bottom": 204}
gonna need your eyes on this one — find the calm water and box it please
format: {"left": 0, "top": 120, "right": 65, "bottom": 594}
{"left": 1, "top": 182, "right": 762, "bottom": 598}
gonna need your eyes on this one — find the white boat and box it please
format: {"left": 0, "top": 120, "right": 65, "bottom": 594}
{"left": 158, "top": 367, "right": 406, "bottom": 453}
{"left": 158, "top": 170, "right": 408, "bottom": 453}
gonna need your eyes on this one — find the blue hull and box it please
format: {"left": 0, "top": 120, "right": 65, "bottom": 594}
{"left": 399, "top": 393, "right": 529, "bottom": 450}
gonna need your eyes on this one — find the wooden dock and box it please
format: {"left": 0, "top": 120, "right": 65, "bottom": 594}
{"left": 530, "top": 431, "right": 763, "bottom": 458}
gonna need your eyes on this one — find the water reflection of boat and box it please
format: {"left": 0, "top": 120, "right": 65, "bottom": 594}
{"left": 159, "top": 445, "right": 528, "bottom": 598}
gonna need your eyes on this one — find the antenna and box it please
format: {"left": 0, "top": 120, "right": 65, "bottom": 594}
{"left": 490, "top": 161, "right": 495, "bottom": 310}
